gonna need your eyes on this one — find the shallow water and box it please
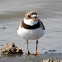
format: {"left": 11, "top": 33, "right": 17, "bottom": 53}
{"left": 0, "top": 0, "right": 62, "bottom": 56}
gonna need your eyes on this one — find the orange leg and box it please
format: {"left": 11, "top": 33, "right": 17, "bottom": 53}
{"left": 26, "top": 40, "right": 30, "bottom": 55}
{"left": 34, "top": 40, "right": 38, "bottom": 55}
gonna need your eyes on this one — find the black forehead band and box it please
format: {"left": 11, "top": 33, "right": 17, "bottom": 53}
{"left": 30, "top": 13, "right": 37, "bottom": 16}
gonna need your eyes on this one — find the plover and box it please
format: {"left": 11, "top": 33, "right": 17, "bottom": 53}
{"left": 17, "top": 11, "right": 45, "bottom": 55}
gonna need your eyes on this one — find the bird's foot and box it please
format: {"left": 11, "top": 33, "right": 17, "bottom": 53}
{"left": 34, "top": 51, "right": 38, "bottom": 55}
{"left": 26, "top": 50, "right": 31, "bottom": 55}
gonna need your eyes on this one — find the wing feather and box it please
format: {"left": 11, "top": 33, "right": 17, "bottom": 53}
{"left": 17, "top": 20, "right": 23, "bottom": 30}
{"left": 38, "top": 19, "right": 45, "bottom": 30}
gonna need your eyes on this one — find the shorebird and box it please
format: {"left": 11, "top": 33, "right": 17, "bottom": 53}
{"left": 17, "top": 11, "right": 45, "bottom": 55}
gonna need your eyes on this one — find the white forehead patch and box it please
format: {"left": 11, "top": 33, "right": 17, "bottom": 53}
{"left": 31, "top": 15, "right": 37, "bottom": 18}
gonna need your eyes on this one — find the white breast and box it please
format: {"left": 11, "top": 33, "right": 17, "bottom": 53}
{"left": 17, "top": 26, "right": 45, "bottom": 40}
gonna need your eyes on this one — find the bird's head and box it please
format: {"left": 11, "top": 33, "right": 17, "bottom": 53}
{"left": 24, "top": 11, "right": 38, "bottom": 25}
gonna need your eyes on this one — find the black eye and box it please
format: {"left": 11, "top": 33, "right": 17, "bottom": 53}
{"left": 28, "top": 15, "right": 30, "bottom": 17}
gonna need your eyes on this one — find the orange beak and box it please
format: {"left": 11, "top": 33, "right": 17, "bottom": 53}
{"left": 32, "top": 17, "right": 37, "bottom": 21}
{"left": 31, "top": 15, "right": 37, "bottom": 21}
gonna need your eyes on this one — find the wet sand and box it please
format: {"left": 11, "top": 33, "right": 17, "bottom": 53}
{"left": 0, "top": 17, "right": 62, "bottom": 62}
{"left": 0, "top": 17, "right": 62, "bottom": 54}
{"left": 0, "top": 54, "right": 62, "bottom": 62}
{"left": 0, "top": 0, "right": 62, "bottom": 61}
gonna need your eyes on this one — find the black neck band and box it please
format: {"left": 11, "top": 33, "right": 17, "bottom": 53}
{"left": 22, "top": 21, "right": 40, "bottom": 29}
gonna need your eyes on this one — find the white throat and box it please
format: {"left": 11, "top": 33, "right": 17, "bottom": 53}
{"left": 24, "top": 18, "right": 38, "bottom": 26}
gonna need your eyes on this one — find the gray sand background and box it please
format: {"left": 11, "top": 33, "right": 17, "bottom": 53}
{"left": 0, "top": 0, "right": 62, "bottom": 61}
